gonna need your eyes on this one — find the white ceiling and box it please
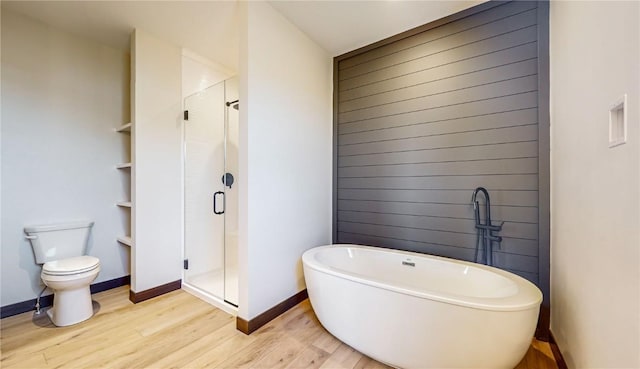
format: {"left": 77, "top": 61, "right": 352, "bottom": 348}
{"left": 1, "top": 1, "right": 241, "bottom": 71}
{"left": 269, "top": 1, "right": 485, "bottom": 57}
{"left": 1, "top": 0, "right": 485, "bottom": 70}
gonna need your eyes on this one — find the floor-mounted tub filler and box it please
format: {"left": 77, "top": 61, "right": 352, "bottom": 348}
{"left": 302, "top": 244, "right": 542, "bottom": 369}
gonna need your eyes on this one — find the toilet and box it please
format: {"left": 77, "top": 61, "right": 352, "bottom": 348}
{"left": 24, "top": 221, "right": 100, "bottom": 326}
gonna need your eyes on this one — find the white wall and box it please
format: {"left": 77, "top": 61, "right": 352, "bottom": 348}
{"left": 238, "top": 1, "right": 333, "bottom": 319}
{"left": 182, "top": 50, "right": 232, "bottom": 99}
{"left": 1, "top": 10, "right": 130, "bottom": 306}
{"left": 131, "top": 29, "right": 183, "bottom": 293}
{"left": 550, "top": 1, "right": 640, "bottom": 368}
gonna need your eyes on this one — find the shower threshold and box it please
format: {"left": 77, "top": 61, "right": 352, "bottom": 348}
{"left": 182, "top": 276, "right": 238, "bottom": 316}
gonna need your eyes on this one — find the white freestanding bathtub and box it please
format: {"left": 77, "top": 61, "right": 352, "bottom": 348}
{"left": 302, "top": 244, "right": 542, "bottom": 369}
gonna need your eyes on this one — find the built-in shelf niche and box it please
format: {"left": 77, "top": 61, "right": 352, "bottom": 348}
{"left": 116, "top": 120, "right": 133, "bottom": 248}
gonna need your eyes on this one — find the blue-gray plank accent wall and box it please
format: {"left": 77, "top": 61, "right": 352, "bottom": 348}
{"left": 335, "top": 1, "right": 543, "bottom": 285}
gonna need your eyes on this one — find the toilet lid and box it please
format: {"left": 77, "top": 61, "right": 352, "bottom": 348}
{"left": 43, "top": 256, "right": 100, "bottom": 276}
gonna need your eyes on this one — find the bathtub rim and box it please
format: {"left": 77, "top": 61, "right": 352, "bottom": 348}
{"left": 302, "top": 244, "right": 542, "bottom": 312}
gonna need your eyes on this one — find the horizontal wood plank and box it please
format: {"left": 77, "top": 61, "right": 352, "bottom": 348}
{"left": 338, "top": 173, "right": 538, "bottom": 191}
{"left": 339, "top": 141, "right": 538, "bottom": 167}
{"left": 339, "top": 157, "right": 538, "bottom": 178}
{"left": 337, "top": 200, "right": 539, "bottom": 223}
{"left": 339, "top": 125, "right": 538, "bottom": 157}
{"left": 337, "top": 188, "right": 538, "bottom": 206}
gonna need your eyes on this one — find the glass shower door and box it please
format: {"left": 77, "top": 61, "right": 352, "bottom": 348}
{"left": 184, "top": 81, "right": 226, "bottom": 300}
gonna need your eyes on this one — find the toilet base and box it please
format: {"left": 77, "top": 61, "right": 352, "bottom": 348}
{"left": 47, "top": 285, "right": 94, "bottom": 326}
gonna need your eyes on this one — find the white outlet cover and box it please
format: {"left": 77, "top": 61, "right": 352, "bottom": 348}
{"left": 609, "top": 94, "right": 627, "bottom": 148}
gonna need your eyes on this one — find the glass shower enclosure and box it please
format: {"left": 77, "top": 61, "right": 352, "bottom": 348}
{"left": 183, "top": 77, "right": 238, "bottom": 308}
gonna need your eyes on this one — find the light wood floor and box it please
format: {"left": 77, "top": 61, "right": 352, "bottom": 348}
{"left": 1, "top": 286, "right": 557, "bottom": 369}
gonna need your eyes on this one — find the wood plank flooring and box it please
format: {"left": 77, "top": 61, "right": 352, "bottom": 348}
{"left": 0, "top": 286, "right": 557, "bottom": 368}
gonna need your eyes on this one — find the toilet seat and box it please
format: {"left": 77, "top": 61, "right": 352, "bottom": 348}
{"left": 42, "top": 256, "right": 100, "bottom": 276}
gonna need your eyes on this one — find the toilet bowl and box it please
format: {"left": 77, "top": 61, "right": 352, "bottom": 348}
{"left": 24, "top": 221, "right": 101, "bottom": 327}
{"left": 41, "top": 255, "right": 100, "bottom": 326}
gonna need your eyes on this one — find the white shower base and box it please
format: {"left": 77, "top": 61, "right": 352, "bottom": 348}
{"left": 188, "top": 269, "right": 224, "bottom": 295}
{"left": 182, "top": 268, "right": 238, "bottom": 315}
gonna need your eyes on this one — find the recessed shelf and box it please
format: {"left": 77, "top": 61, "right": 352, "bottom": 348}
{"left": 116, "top": 122, "right": 132, "bottom": 133}
{"left": 117, "top": 201, "right": 132, "bottom": 208}
{"left": 116, "top": 162, "right": 132, "bottom": 169}
{"left": 117, "top": 236, "right": 133, "bottom": 247}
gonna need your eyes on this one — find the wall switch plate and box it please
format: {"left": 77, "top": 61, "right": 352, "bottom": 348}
{"left": 609, "top": 94, "right": 627, "bottom": 148}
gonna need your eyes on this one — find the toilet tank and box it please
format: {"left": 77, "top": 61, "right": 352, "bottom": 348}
{"left": 24, "top": 221, "right": 94, "bottom": 264}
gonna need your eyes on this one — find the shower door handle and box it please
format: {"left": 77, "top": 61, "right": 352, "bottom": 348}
{"left": 213, "top": 191, "right": 225, "bottom": 215}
